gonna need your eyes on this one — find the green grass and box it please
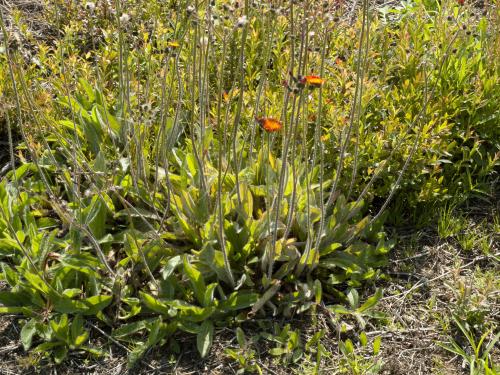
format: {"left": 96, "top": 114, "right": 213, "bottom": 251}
{"left": 0, "top": 0, "right": 498, "bottom": 372}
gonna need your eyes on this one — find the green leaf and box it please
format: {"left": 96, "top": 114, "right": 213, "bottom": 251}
{"left": 319, "top": 242, "right": 342, "bottom": 256}
{"left": 0, "top": 290, "right": 31, "bottom": 307}
{"left": 59, "top": 253, "right": 101, "bottom": 277}
{"left": 53, "top": 345, "right": 68, "bottom": 364}
{"left": 1, "top": 264, "right": 19, "bottom": 286}
{"left": 84, "top": 196, "right": 107, "bottom": 239}
{"left": 373, "top": 336, "right": 381, "bottom": 355}
{"left": 161, "top": 255, "right": 182, "bottom": 279}
{"left": 95, "top": 104, "right": 121, "bottom": 136}
{"left": 71, "top": 315, "right": 88, "bottom": 348}
{"left": 21, "top": 319, "right": 37, "bottom": 350}
{"left": 305, "top": 330, "right": 324, "bottom": 352}
{"left": 0, "top": 306, "right": 31, "bottom": 315}
{"left": 220, "top": 291, "right": 259, "bottom": 311}
{"left": 326, "top": 305, "right": 351, "bottom": 315}
{"left": 196, "top": 320, "right": 214, "bottom": 358}
{"left": 0, "top": 238, "right": 22, "bottom": 252}
{"left": 314, "top": 279, "right": 322, "bottom": 304}
{"left": 146, "top": 317, "right": 164, "bottom": 346}
{"left": 236, "top": 327, "right": 246, "bottom": 348}
{"left": 23, "top": 271, "right": 50, "bottom": 295}
{"left": 115, "top": 207, "right": 160, "bottom": 220}
{"left": 50, "top": 314, "right": 70, "bottom": 342}
{"left": 183, "top": 256, "right": 206, "bottom": 305}
{"left": 269, "top": 347, "right": 287, "bottom": 356}
{"left": 357, "top": 289, "right": 382, "bottom": 313}
{"left": 250, "top": 280, "right": 281, "bottom": 315}
{"left": 140, "top": 293, "right": 215, "bottom": 322}
{"left": 203, "top": 283, "right": 218, "bottom": 307}
{"left": 344, "top": 339, "right": 354, "bottom": 354}
{"left": 128, "top": 342, "right": 148, "bottom": 369}
{"left": 53, "top": 295, "right": 112, "bottom": 315}
{"left": 80, "top": 345, "right": 106, "bottom": 357}
{"left": 347, "top": 289, "right": 359, "bottom": 309}
{"left": 112, "top": 320, "right": 150, "bottom": 339}
{"left": 93, "top": 152, "right": 107, "bottom": 173}
{"left": 320, "top": 252, "right": 361, "bottom": 271}
{"left": 140, "top": 292, "right": 171, "bottom": 315}
{"left": 82, "top": 112, "right": 102, "bottom": 155}
{"left": 359, "top": 331, "right": 368, "bottom": 347}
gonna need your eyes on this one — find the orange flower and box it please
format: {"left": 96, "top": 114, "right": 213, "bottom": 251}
{"left": 256, "top": 117, "right": 283, "bottom": 132}
{"left": 300, "top": 75, "right": 325, "bottom": 87}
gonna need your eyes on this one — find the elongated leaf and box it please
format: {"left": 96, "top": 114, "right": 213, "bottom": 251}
{"left": 53, "top": 295, "right": 112, "bottom": 315}
{"left": 203, "top": 283, "right": 218, "bottom": 307}
{"left": 250, "top": 281, "right": 281, "bottom": 315}
{"left": 140, "top": 292, "right": 171, "bottom": 315}
{"left": 357, "top": 289, "right": 383, "bottom": 313}
{"left": 236, "top": 327, "right": 246, "bottom": 348}
{"left": 220, "top": 291, "right": 259, "bottom": 311}
{"left": 23, "top": 271, "right": 50, "bottom": 295}
{"left": 112, "top": 320, "right": 150, "bottom": 339}
{"left": 326, "top": 305, "right": 351, "bottom": 315}
{"left": 196, "top": 320, "right": 214, "bottom": 358}
{"left": 21, "top": 319, "right": 37, "bottom": 350}
{"left": 183, "top": 256, "right": 206, "bottom": 305}
{"left": 0, "top": 238, "right": 22, "bottom": 252}
{"left": 161, "top": 255, "right": 182, "bottom": 279}
{"left": 128, "top": 342, "right": 148, "bottom": 369}
{"left": 373, "top": 336, "right": 381, "bottom": 355}
{"left": 0, "top": 291, "right": 31, "bottom": 307}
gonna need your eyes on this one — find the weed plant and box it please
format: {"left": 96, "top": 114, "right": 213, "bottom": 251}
{"left": 0, "top": 0, "right": 498, "bottom": 368}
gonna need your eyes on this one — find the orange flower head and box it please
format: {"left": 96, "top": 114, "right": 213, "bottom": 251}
{"left": 300, "top": 75, "right": 325, "bottom": 87}
{"left": 256, "top": 117, "right": 283, "bottom": 133}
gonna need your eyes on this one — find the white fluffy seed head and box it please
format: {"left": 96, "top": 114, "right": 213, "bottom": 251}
{"left": 119, "top": 13, "right": 130, "bottom": 24}
{"left": 236, "top": 15, "right": 248, "bottom": 28}
{"left": 85, "top": 2, "right": 96, "bottom": 11}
